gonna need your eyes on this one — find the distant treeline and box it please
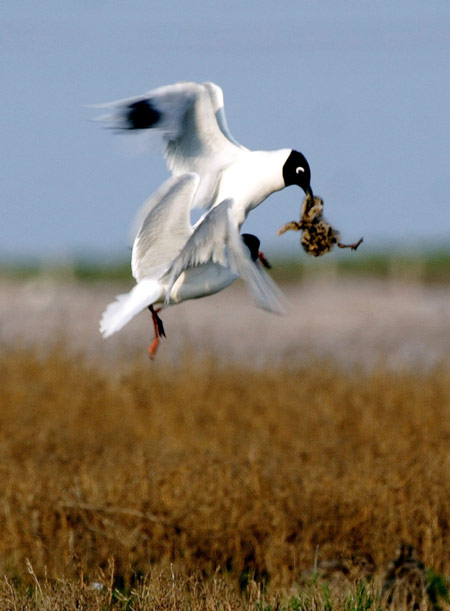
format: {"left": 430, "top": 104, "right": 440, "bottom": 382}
{"left": 1, "top": 247, "right": 449, "bottom": 284}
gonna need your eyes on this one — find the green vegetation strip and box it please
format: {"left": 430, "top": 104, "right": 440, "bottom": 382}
{"left": 1, "top": 247, "right": 449, "bottom": 284}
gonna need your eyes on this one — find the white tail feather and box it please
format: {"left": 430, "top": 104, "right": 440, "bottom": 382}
{"left": 99, "top": 278, "right": 162, "bottom": 338}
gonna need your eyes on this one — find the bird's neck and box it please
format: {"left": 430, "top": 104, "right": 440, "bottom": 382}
{"left": 218, "top": 149, "right": 290, "bottom": 227}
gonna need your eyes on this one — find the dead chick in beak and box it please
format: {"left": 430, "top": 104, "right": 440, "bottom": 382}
{"left": 277, "top": 192, "right": 363, "bottom": 257}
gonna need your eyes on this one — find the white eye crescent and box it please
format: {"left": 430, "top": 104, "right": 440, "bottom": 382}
{"left": 296, "top": 167, "right": 305, "bottom": 174}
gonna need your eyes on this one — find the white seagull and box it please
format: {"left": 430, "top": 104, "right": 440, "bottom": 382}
{"left": 97, "top": 81, "right": 314, "bottom": 228}
{"left": 100, "top": 173, "right": 284, "bottom": 358}
{"left": 96, "top": 81, "right": 313, "bottom": 356}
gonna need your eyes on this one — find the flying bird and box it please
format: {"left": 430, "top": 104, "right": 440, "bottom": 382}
{"left": 96, "top": 81, "right": 314, "bottom": 229}
{"left": 100, "top": 173, "right": 284, "bottom": 358}
{"left": 96, "top": 81, "right": 312, "bottom": 356}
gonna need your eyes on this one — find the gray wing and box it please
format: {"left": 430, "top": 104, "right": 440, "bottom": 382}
{"left": 201, "top": 82, "right": 246, "bottom": 149}
{"left": 227, "top": 217, "right": 287, "bottom": 315}
{"left": 162, "top": 82, "right": 245, "bottom": 178}
{"left": 131, "top": 173, "right": 199, "bottom": 282}
{"left": 96, "top": 82, "right": 243, "bottom": 185}
{"left": 164, "top": 199, "right": 286, "bottom": 315}
{"left": 164, "top": 199, "right": 235, "bottom": 296}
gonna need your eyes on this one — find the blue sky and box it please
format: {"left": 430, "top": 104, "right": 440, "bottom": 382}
{"left": 2, "top": 1, "right": 449, "bottom": 261}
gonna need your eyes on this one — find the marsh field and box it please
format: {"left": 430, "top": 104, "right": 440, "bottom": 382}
{"left": 0, "top": 262, "right": 449, "bottom": 609}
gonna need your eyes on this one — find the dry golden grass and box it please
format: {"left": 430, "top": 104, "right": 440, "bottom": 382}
{"left": 0, "top": 345, "right": 449, "bottom": 609}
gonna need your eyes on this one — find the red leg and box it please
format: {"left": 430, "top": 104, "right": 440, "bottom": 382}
{"left": 258, "top": 251, "right": 272, "bottom": 269}
{"left": 147, "top": 305, "right": 166, "bottom": 360}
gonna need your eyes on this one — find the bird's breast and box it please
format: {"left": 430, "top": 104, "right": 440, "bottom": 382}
{"left": 167, "top": 262, "right": 238, "bottom": 304}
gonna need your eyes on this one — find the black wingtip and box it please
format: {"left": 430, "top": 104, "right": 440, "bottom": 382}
{"left": 125, "top": 99, "right": 161, "bottom": 130}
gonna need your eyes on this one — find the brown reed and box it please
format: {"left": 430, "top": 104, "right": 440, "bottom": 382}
{"left": 0, "top": 345, "right": 448, "bottom": 608}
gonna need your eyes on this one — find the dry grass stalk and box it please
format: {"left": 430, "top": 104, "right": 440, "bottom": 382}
{"left": 0, "top": 346, "right": 449, "bottom": 608}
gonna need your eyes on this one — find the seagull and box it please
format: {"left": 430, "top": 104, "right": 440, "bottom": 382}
{"left": 100, "top": 173, "right": 285, "bottom": 358}
{"left": 96, "top": 81, "right": 314, "bottom": 228}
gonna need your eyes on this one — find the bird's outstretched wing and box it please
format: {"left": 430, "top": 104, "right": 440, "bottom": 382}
{"left": 95, "top": 82, "right": 244, "bottom": 187}
{"left": 131, "top": 173, "right": 199, "bottom": 282}
{"left": 101, "top": 173, "right": 200, "bottom": 337}
{"left": 227, "top": 217, "right": 287, "bottom": 315}
{"left": 164, "top": 200, "right": 286, "bottom": 315}
{"left": 164, "top": 199, "right": 235, "bottom": 295}
{"left": 202, "top": 82, "right": 243, "bottom": 148}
